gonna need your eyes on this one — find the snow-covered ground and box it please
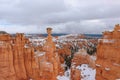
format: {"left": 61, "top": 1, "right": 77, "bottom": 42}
{"left": 76, "top": 64, "right": 96, "bottom": 80}
{"left": 57, "top": 76, "right": 69, "bottom": 80}
{"left": 57, "top": 70, "right": 70, "bottom": 80}
{"left": 57, "top": 64, "right": 96, "bottom": 80}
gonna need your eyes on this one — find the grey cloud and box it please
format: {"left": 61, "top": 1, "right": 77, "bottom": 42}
{"left": 0, "top": 0, "right": 120, "bottom": 33}
{"left": 52, "top": 20, "right": 106, "bottom": 34}
{"left": 0, "top": 0, "right": 66, "bottom": 25}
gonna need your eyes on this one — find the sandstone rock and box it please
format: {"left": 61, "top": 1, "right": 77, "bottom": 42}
{"left": 0, "top": 34, "right": 11, "bottom": 42}
{"left": 40, "top": 28, "right": 60, "bottom": 79}
{"left": 72, "top": 49, "right": 95, "bottom": 68}
{"left": 13, "top": 33, "right": 28, "bottom": 80}
{"left": 0, "top": 42, "right": 16, "bottom": 80}
{"left": 0, "top": 33, "right": 38, "bottom": 80}
{"left": 33, "top": 27, "right": 62, "bottom": 80}
{"left": 96, "top": 24, "right": 120, "bottom": 80}
{"left": 71, "top": 67, "right": 81, "bottom": 80}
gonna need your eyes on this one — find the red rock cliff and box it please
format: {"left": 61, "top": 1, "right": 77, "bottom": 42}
{"left": 0, "top": 28, "right": 61, "bottom": 80}
{"left": 0, "top": 33, "right": 38, "bottom": 80}
{"left": 96, "top": 24, "right": 120, "bottom": 80}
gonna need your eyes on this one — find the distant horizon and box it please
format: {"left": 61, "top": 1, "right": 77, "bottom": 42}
{"left": 1, "top": 29, "right": 103, "bottom": 34}
{"left": 9, "top": 32, "right": 102, "bottom": 35}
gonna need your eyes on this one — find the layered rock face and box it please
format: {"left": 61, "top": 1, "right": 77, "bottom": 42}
{"left": 0, "top": 34, "right": 11, "bottom": 42}
{"left": 70, "top": 67, "right": 81, "bottom": 80}
{"left": 0, "top": 38, "right": 16, "bottom": 80}
{"left": 0, "top": 28, "right": 61, "bottom": 80}
{"left": 34, "top": 28, "right": 61, "bottom": 80}
{"left": 96, "top": 24, "right": 120, "bottom": 80}
{"left": 0, "top": 33, "right": 36, "bottom": 80}
{"left": 13, "top": 33, "right": 28, "bottom": 80}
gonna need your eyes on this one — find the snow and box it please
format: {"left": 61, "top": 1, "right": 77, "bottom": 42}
{"left": 24, "top": 44, "right": 30, "bottom": 48}
{"left": 57, "top": 76, "right": 69, "bottom": 80}
{"left": 105, "top": 67, "right": 110, "bottom": 71}
{"left": 58, "top": 34, "right": 78, "bottom": 39}
{"left": 46, "top": 62, "right": 51, "bottom": 65}
{"left": 96, "top": 64, "right": 101, "bottom": 67}
{"left": 102, "top": 39, "right": 115, "bottom": 43}
{"left": 29, "top": 38, "right": 46, "bottom": 46}
{"left": 38, "top": 52, "right": 46, "bottom": 56}
{"left": 57, "top": 64, "right": 96, "bottom": 80}
{"left": 108, "top": 30, "right": 113, "bottom": 32}
{"left": 57, "top": 34, "right": 87, "bottom": 43}
{"left": 0, "top": 41, "right": 4, "bottom": 46}
{"left": 113, "top": 63, "right": 120, "bottom": 66}
{"left": 35, "top": 51, "right": 46, "bottom": 57}
{"left": 90, "top": 56, "right": 96, "bottom": 61}
{"left": 56, "top": 44, "right": 60, "bottom": 48}
{"left": 57, "top": 70, "right": 70, "bottom": 80}
{"left": 76, "top": 64, "right": 96, "bottom": 80}
{"left": 61, "top": 63, "right": 66, "bottom": 68}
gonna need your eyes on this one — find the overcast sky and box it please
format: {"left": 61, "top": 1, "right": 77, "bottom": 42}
{"left": 0, "top": 0, "right": 120, "bottom": 34}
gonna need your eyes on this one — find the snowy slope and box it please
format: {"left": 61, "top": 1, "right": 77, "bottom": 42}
{"left": 76, "top": 64, "right": 96, "bottom": 80}
{"left": 57, "top": 64, "right": 96, "bottom": 80}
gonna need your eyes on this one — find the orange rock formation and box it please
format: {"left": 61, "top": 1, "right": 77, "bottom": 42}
{"left": 70, "top": 49, "right": 95, "bottom": 80}
{"left": 0, "top": 33, "right": 35, "bottom": 80}
{"left": 34, "top": 27, "right": 61, "bottom": 80}
{"left": 71, "top": 67, "right": 81, "bottom": 80}
{"left": 96, "top": 24, "right": 120, "bottom": 80}
{"left": 0, "top": 28, "right": 61, "bottom": 80}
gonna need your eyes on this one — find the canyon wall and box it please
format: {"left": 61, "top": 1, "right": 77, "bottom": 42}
{"left": 2, "top": 24, "right": 119, "bottom": 80}
{"left": 96, "top": 24, "right": 120, "bottom": 80}
{"left": 0, "top": 28, "right": 61, "bottom": 80}
{"left": 0, "top": 33, "right": 37, "bottom": 80}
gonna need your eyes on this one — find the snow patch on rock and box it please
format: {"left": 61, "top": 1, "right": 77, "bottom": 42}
{"left": 76, "top": 64, "right": 96, "bottom": 80}
{"left": 57, "top": 70, "right": 70, "bottom": 80}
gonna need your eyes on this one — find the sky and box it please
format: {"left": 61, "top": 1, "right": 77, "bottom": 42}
{"left": 0, "top": 0, "right": 120, "bottom": 34}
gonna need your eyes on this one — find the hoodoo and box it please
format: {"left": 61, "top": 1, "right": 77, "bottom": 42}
{"left": 35, "top": 27, "right": 61, "bottom": 80}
